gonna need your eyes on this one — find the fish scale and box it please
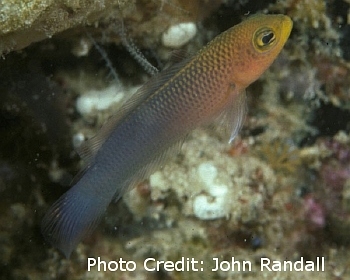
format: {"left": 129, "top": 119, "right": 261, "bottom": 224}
{"left": 42, "top": 14, "right": 292, "bottom": 258}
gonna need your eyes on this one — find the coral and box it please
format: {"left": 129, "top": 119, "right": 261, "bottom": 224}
{"left": 255, "top": 139, "right": 302, "bottom": 174}
{"left": 302, "top": 195, "right": 325, "bottom": 230}
{"left": 75, "top": 83, "right": 125, "bottom": 116}
{"left": 2, "top": 0, "right": 350, "bottom": 279}
{"left": 0, "top": 0, "right": 125, "bottom": 54}
{"left": 161, "top": 22, "right": 197, "bottom": 48}
{"left": 192, "top": 162, "right": 230, "bottom": 220}
{"left": 273, "top": 0, "right": 341, "bottom": 57}
{"left": 306, "top": 133, "right": 350, "bottom": 245}
{"left": 313, "top": 57, "right": 350, "bottom": 107}
{"left": 0, "top": 0, "right": 221, "bottom": 55}
{"left": 319, "top": 135, "right": 350, "bottom": 194}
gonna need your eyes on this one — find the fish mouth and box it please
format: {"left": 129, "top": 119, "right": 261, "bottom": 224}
{"left": 280, "top": 15, "right": 293, "bottom": 43}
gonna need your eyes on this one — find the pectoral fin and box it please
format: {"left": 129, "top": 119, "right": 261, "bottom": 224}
{"left": 216, "top": 89, "right": 247, "bottom": 144}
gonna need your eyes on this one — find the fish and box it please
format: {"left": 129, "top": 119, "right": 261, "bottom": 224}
{"left": 41, "top": 14, "right": 293, "bottom": 258}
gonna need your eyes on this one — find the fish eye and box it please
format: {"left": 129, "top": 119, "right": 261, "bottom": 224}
{"left": 254, "top": 28, "right": 276, "bottom": 50}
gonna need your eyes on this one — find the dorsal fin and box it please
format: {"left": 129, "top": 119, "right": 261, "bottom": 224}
{"left": 76, "top": 56, "right": 194, "bottom": 163}
{"left": 168, "top": 49, "right": 191, "bottom": 65}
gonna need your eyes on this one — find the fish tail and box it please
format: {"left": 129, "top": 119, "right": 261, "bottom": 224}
{"left": 41, "top": 185, "right": 110, "bottom": 258}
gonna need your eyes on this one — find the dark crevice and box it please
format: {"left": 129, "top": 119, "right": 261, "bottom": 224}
{"left": 301, "top": 102, "right": 350, "bottom": 146}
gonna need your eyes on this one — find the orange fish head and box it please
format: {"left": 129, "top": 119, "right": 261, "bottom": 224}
{"left": 228, "top": 14, "right": 293, "bottom": 89}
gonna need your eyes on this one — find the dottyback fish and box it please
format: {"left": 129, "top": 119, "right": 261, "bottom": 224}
{"left": 42, "top": 14, "right": 293, "bottom": 257}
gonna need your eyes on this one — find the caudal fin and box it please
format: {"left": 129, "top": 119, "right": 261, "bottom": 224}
{"left": 41, "top": 186, "right": 110, "bottom": 258}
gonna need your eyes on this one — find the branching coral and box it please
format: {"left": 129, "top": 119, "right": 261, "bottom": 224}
{"left": 255, "top": 139, "right": 302, "bottom": 174}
